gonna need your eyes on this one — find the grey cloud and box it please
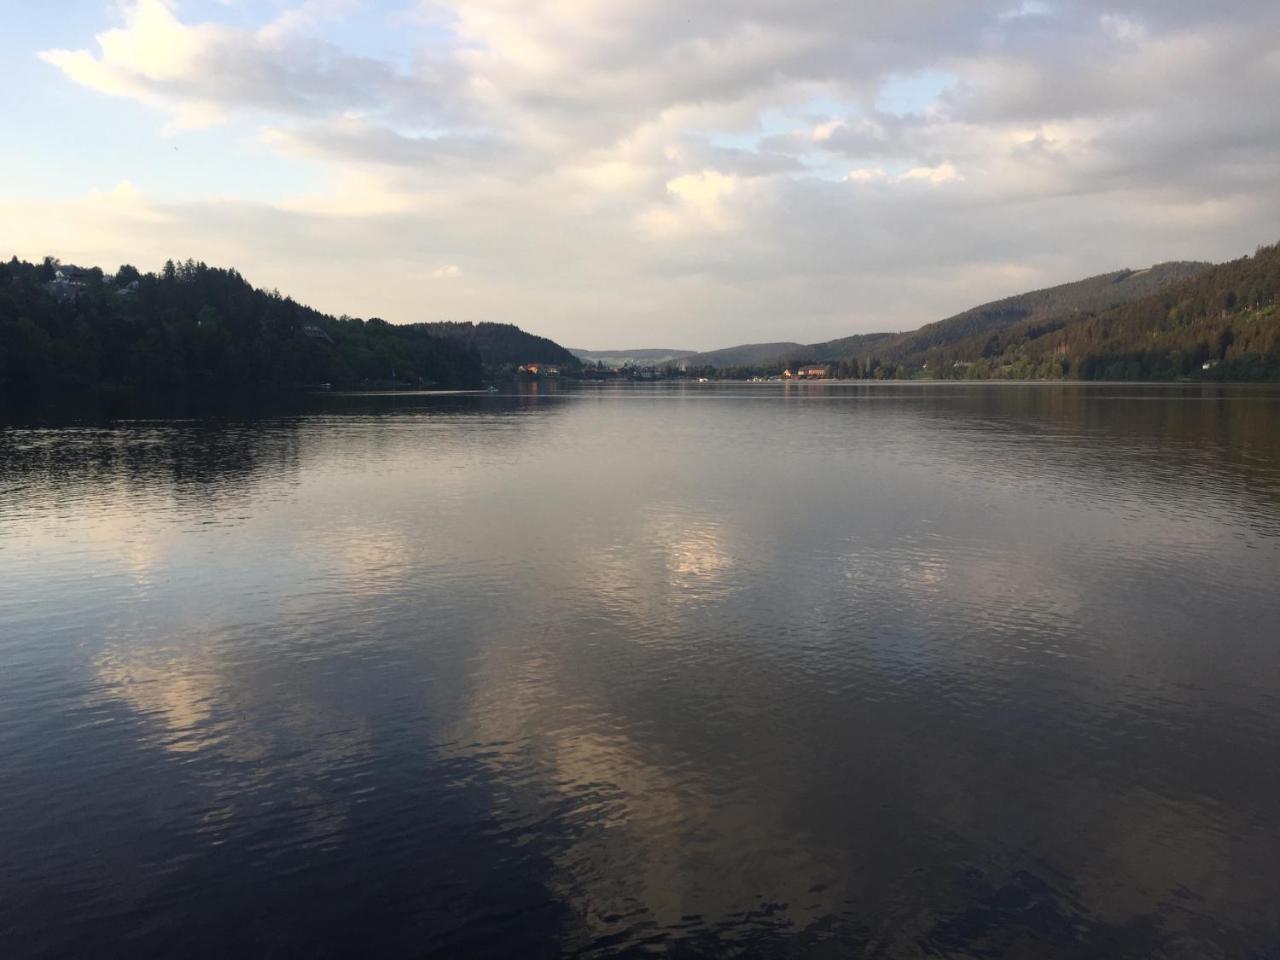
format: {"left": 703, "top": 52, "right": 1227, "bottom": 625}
{"left": 174, "top": 40, "right": 419, "bottom": 118}
{"left": 681, "top": 143, "right": 805, "bottom": 177}
{"left": 270, "top": 121, "right": 530, "bottom": 175}
{"left": 946, "top": 7, "right": 1280, "bottom": 123}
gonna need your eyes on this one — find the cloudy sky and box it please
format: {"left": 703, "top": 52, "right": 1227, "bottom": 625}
{"left": 2, "top": 1, "right": 1277, "bottom": 348}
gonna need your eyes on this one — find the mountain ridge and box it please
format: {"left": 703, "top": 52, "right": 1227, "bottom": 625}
{"left": 675, "top": 260, "right": 1214, "bottom": 371}
{"left": 673, "top": 248, "right": 1278, "bottom": 381}
{"left": 5, "top": 246, "right": 1277, "bottom": 396}
{"left": 571, "top": 347, "right": 697, "bottom": 365}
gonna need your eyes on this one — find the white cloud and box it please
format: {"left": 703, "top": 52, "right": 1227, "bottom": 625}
{"left": 39, "top": 0, "right": 222, "bottom": 128}
{"left": 845, "top": 167, "right": 888, "bottom": 183}
{"left": 900, "top": 162, "right": 963, "bottom": 185}
{"left": 39, "top": 0, "right": 430, "bottom": 129}
{"left": 844, "top": 163, "right": 962, "bottom": 186}
{"left": 651, "top": 171, "right": 744, "bottom": 233}
{"left": 811, "top": 120, "right": 844, "bottom": 143}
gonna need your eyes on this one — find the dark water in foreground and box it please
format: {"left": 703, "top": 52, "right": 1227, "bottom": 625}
{"left": 2, "top": 382, "right": 1280, "bottom": 958}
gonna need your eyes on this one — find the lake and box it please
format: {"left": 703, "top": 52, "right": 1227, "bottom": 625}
{"left": 3, "top": 382, "right": 1279, "bottom": 958}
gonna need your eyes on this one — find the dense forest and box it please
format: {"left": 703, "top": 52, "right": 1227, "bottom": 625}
{"left": 906, "top": 244, "right": 1280, "bottom": 381}
{"left": 682, "top": 340, "right": 810, "bottom": 368}
{"left": 682, "top": 246, "right": 1279, "bottom": 381}
{"left": 860, "top": 260, "right": 1211, "bottom": 364}
{"left": 681, "top": 261, "right": 1214, "bottom": 378}
{"left": 0, "top": 257, "right": 494, "bottom": 396}
{"left": 422, "top": 321, "right": 580, "bottom": 372}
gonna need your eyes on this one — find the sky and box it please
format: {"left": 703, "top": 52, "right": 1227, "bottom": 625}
{"left": 1, "top": 1, "right": 1278, "bottom": 349}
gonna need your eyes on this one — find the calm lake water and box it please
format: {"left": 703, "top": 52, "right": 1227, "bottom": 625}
{"left": 3, "top": 382, "right": 1280, "bottom": 958}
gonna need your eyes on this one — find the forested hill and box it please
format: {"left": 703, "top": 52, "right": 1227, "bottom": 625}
{"left": 782, "top": 249, "right": 1276, "bottom": 380}
{"left": 421, "top": 322, "right": 580, "bottom": 370}
{"left": 927, "top": 242, "right": 1280, "bottom": 381}
{"left": 680, "top": 260, "right": 1213, "bottom": 375}
{"left": 0, "top": 257, "right": 565, "bottom": 396}
{"left": 571, "top": 347, "right": 696, "bottom": 365}
{"left": 860, "top": 260, "right": 1211, "bottom": 366}
{"left": 682, "top": 341, "right": 807, "bottom": 368}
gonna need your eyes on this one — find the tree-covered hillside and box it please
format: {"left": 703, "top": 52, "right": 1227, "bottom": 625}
{"left": 0, "top": 257, "right": 487, "bottom": 395}
{"left": 808, "top": 331, "right": 899, "bottom": 362}
{"left": 951, "top": 244, "right": 1280, "bottom": 381}
{"left": 681, "top": 261, "right": 1213, "bottom": 377}
{"left": 675, "top": 251, "right": 1280, "bottom": 381}
{"left": 421, "top": 321, "right": 580, "bottom": 372}
{"left": 872, "top": 260, "right": 1212, "bottom": 367}
{"left": 571, "top": 347, "right": 695, "bottom": 366}
{"left": 682, "top": 341, "right": 807, "bottom": 368}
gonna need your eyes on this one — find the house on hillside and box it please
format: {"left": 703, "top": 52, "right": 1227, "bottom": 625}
{"left": 47, "top": 266, "right": 95, "bottom": 302}
{"left": 518, "top": 363, "right": 560, "bottom": 376}
{"left": 54, "top": 267, "right": 93, "bottom": 285}
{"left": 302, "top": 324, "right": 335, "bottom": 345}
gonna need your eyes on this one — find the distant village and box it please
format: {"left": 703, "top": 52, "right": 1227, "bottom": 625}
{"left": 516, "top": 362, "right": 562, "bottom": 377}
{"left": 522, "top": 359, "right": 836, "bottom": 382}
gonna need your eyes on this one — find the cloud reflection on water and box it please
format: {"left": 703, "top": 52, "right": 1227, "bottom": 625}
{"left": 4, "top": 385, "right": 1280, "bottom": 956}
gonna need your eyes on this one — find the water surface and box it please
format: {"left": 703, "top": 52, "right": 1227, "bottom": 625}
{"left": 3, "top": 383, "right": 1279, "bottom": 958}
